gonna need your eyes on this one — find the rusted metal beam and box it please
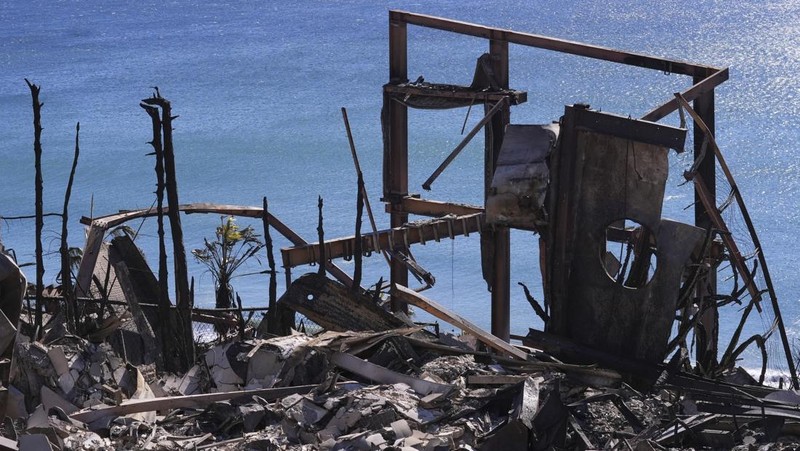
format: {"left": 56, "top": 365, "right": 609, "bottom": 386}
{"left": 390, "top": 10, "right": 720, "bottom": 77}
{"left": 281, "top": 212, "right": 484, "bottom": 267}
{"left": 642, "top": 68, "right": 729, "bottom": 122}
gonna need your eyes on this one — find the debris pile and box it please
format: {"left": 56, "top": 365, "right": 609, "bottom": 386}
{"left": 3, "top": 294, "right": 800, "bottom": 451}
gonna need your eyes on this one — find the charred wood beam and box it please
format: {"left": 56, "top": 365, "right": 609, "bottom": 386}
{"left": 141, "top": 100, "right": 183, "bottom": 374}
{"left": 383, "top": 83, "right": 527, "bottom": 105}
{"left": 642, "top": 68, "right": 729, "bottom": 123}
{"left": 70, "top": 383, "right": 332, "bottom": 424}
{"left": 281, "top": 212, "right": 484, "bottom": 267}
{"left": 261, "top": 197, "right": 291, "bottom": 335}
{"left": 342, "top": 107, "right": 390, "bottom": 270}
{"left": 317, "top": 196, "right": 325, "bottom": 276}
{"left": 386, "top": 197, "right": 483, "bottom": 217}
{"left": 390, "top": 10, "right": 720, "bottom": 77}
{"left": 422, "top": 97, "right": 507, "bottom": 191}
{"left": 353, "top": 174, "right": 364, "bottom": 290}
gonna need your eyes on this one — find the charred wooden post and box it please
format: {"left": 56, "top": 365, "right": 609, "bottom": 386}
{"left": 59, "top": 122, "right": 81, "bottom": 332}
{"left": 235, "top": 293, "right": 245, "bottom": 341}
{"left": 484, "top": 40, "right": 511, "bottom": 341}
{"left": 261, "top": 197, "right": 277, "bottom": 332}
{"left": 261, "top": 197, "right": 293, "bottom": 335}
{"left": 25, "top": 79, "right": 45, "bottom": 338}
{"left": 692, "top": 70, "right": 719, "bottom": 372}
{"left": 385, "top": 17, "right": 409, "bottom": 313}
{"left": 353, "top": 173, "right": 364, "bottom": 291}
{"left": 317, "top": 196, "right": 326, "bottom": 276}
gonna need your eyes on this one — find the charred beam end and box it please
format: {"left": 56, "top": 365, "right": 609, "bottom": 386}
{"left": 571, "top": 106, "right": 687, "bottom": 152}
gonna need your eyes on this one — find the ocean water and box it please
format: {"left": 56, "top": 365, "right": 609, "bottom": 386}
{"left": 1, "top": 1, "right": 799, "bottom": 356}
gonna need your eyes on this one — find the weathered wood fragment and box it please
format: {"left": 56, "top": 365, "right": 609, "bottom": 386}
{"left": 109, "top": 254, "right": 159, "bottom": 367}
{"left": 331, "top": 352, "right": 452, "bottom": 396}
{"left": 392, "top": 284, "right": 528, "bottom": 360}
{"left": 70, "top": 384, "right": 323, "bottom": 424}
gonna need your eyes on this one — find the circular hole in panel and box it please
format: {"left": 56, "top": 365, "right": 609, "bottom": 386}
{"left": 601, "top": 218, "right": 658, "bottom": 289}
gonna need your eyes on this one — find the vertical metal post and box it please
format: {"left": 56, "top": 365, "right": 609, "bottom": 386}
{"left": 693, "top": 71, "right": 718, "bottom": 367}
{"left": 387, "top": 15, "right": 409, "bottom": 312}
{"left": 487, "top": 39, "right": 511, "bottom": 341}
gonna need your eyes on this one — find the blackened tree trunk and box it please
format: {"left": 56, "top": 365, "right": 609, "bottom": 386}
{"left": 142, "top": 92, "right": 194, "bottom": 372}
{"left": 25, "top": 79, "right": 45, "bottom": 338}
{"left": 141, "top": 102, "right": 179, "bottom": 372}
{"left": 59, "top": 122, "right": 80, "bottom": 332}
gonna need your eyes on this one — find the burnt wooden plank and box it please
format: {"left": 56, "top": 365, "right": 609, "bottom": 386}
{"left": 384, "top": 83, "right": 527, "bottom": 105}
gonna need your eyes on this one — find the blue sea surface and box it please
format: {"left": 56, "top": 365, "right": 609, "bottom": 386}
{"left": 1, "top": 1, "right": 799, "bottom": 362}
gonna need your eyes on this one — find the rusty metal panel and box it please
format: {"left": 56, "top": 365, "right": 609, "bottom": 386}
{"left": 486, "top": 124, "right": 559, "bottom": 231}
{"left": 548, "top": 106, "right": 698, "bottom": 364}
